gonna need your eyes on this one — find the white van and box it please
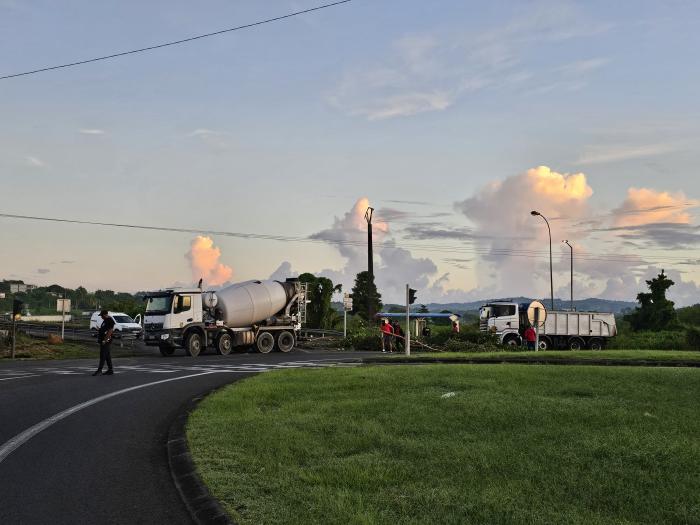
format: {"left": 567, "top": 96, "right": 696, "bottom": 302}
{"left": 89, "top": 311, "right": 143, "bottom": 339}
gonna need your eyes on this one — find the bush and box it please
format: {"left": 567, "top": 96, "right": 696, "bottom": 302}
{"left": 686, "top": 327, "right": 700, "bottom": 350}
{"left": 344, "top": 328, "right": 381, "bottom": 351}
{"left": 442, "top": 338, "right": 501, "bottom": 353}
{"left": 607, "top": 330, "right": 688, "bottom": 350}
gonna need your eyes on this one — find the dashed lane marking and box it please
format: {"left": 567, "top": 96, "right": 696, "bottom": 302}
{"left": 0, "top": 374, "right": 40, "bottom": 382}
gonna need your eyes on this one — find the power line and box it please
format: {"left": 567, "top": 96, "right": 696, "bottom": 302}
{"left": 0, "top": 0, "right": 352, "bottom": 81}
{"left": 1, "top": 212, "right": 697, "bottom": 265}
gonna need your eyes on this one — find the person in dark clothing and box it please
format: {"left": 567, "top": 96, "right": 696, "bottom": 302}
{"left": 93, "top": 310, "right": 115, "bottom": 376}
{"left": 392, "top": 321, "right": 404, "bottom": 352}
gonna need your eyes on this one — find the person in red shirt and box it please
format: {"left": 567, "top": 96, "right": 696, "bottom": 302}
{"left": 523, "top": 324, "right": 536, "bottom": 350}
{"left": 381, "top": 319, "right": 394, "bottom": 353}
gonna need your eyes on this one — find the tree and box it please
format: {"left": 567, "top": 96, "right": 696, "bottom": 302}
{"left": 350, "top": 271, "right": 382, "bottom": 321}
{"left": 625, "top": 270, "right": 678, "bottom": 331}
{"left": 298, "top": 273, "right": 342, "bottom": 329}
{"left": 418, "top": 304, "right": 429, "bottom": 314}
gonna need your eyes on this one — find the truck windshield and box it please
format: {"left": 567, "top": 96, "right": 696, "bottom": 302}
{"left": 145, "top": 296, "right": 173, "bottom": 314}
{"left": 480, "top": 307, "right": 491, "bottom": 319}
{"left": 487, "top": 304, "right": 516, "bottom": 317}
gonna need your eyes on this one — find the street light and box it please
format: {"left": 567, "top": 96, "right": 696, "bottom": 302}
{"left": 530, "top": 210, "right": 554, "bottom": 310}
{"left": 563, "top": 240, "right": 573, "bottom": 311}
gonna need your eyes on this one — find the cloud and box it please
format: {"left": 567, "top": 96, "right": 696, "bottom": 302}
{"left": 612, "top": 188, "right": 697, "bottom": 227}
{"left": 25, "top": 156, "right": 45, "bottom": 168}
{"left": 575, "top": 142, "right": 681, "bottom": 165}
{"left": 188, "top": 129, "right": 219, "bottom": 137}
{"left": 79, "top": 129, "right": 105, "bottom": 135}
{"left": 604, "top": 223, "right": 700, "bottom": 249}
{"left": 454, "top": 166, "right": 593, "bottom": 297}
{"left": 403, "top": 224, "right": 480, "bottom": 241}
{"left": 185, "top": 236, "right": 233, "bottom": 286}
{"left": 602, "top": 266, "right": 700, "bottom": 307}
{"left": 36, "top": 268, "right": 50, "bottom": 274}
{"left": 330, "top": 4, "right": 610, "bottom": 120}
{"left": 269, "top": 261, "right": 298, "bottom": 281}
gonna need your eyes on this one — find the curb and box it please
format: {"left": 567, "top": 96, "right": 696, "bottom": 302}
{"left": 362, "top": 357, "right": 700, "bottom": 367}
{"left": 167, "top": 391, "right": 234, "bottom": 525}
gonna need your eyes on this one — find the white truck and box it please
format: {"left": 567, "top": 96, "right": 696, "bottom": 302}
{"left": 479, "top": 300, "right": 617, "bottom": 350}
{"left": 143, "top": 278, "right": 307, "bottom": 357}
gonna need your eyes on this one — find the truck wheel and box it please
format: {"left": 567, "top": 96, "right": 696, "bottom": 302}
{"left": 568, "top": 337, "right": 585, "bottom": 350}
{"left": 216, "top": 333, "right": 233, "bottom": 355}
{"left": 256, "top": 332, "right": 275, "bottom": 354}
{"left": 503, "top": 334, "right": 520, "bottom": 347}
{"left": 588, "top": 338, "right": 603, "bottom": 350}
{"left": 277, "top": 331, "right": 295, "bottom": 353}
{"left": 159, "top": 345, "right": 174, "bottom": 357}
{"left": 185, "top": 333, "right": 203, "bottom": 357}
{"left": 537, "top": 337, "right": 552, "bottom": 351}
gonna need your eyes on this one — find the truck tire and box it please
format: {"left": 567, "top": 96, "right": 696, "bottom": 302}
{"left": 537, "top": 336, "right": 552, "bottom": 351}
{"left": 256, "top": 332, "right": 275, "bottom": 354}
{"left": 159, "top": 345, "right": 174, "bottom": 357}
{"left": 588, "top": 338, "right": 603, "bottom": 350}
{"left": 216, "top": 333, "right": 233, "bottom": 355}
{"left": 503, "top": 334, "right": 520, "bottom": 347}
{"left": 568, "top": 337, "right": 585, "bottom": 350}
{"left": 277, "top": 331, "right": 295, "bottom": 353}
{"left": 185, "top": 332, "right": 203, "bottom": 357}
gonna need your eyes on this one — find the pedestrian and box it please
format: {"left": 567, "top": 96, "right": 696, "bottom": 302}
{"left": 451, "top": 320, "right": 460, "bottom": 334}
{"left": 392, "top": 321, "right": 404, "bottom": 352}
{"left": 381, "top": 319, "right": 394, "bottom": 353}
{"left": 523, "top": 324, "right": 536, "bottom": 351}
{"left": 93, "top": 310, "right": 115, "bottom": 376}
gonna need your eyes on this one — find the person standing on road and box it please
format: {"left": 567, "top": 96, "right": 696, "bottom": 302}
{"left": 523, "top": 324, "right": 536, "bottom": 350}
{"left": 381, "top": 319, "right": 394, "bottom": 353}
{"left": 93, "top": 310, "right": 115, "bottom": 376}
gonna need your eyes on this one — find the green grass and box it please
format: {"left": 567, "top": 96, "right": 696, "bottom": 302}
{"left": 188, "top": 365, "right": 700, "bottom": 524}
{"left": 376, "top": 349, "right": 700, "bottom": 362}
{"left": 0, "top": 333, "right": 136, "bottom": 360}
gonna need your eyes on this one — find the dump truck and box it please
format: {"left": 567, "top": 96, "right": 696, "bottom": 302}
{"left": 143, "top": 278, "right": 307, "bottom": 357}
{"left": 479, "top": 300, "right": 617, "bottom": 350}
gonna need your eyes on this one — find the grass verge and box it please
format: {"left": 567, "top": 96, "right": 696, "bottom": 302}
{"left": 188, "top": 364, "right": 700, "bottom": 524}
{"left": 373, "top": 349, "right": 700, "bottom": 363}
{"left": 0, "top": 333, "right": 136, "bottom": 360}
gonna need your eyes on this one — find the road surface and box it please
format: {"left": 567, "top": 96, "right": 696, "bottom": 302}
{"left": 0, "top": 350, "right": 366, "bottom": 524}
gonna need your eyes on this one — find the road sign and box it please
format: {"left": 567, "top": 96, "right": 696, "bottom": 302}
{"left": 57, "top": 299, "right": 71, "bottom": 312}
{"left": 527, "top": 301, "right": 546, "bottom": 327}
{"left": 343, "top": 293, "right": 353, "bottom": 311}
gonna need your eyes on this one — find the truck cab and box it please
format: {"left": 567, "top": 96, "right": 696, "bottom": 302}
{"left": 479, "top": 302, "right": 522, "bottom": 346}
{"left": 143, "top": 289, "right": 203, "bottom": 351}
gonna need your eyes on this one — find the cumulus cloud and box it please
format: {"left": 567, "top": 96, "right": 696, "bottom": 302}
{"left": 612, "top": 187, "right": 696, "bottom": 227}
{"left": 25, "top": 156, "right": 45, "bottom": 168}
{"left": 185, "top": 236, "right": 233, "bottom": 286}
{"left": 269, "top": 261, "right": 298, "bottom": 281}
{"left": 601, "top": 266, "right": 700, "bottom": 307}
{"left": 455, "top": 166, "right": 593, "bottom": 297}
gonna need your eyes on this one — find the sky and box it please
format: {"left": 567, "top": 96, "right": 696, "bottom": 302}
{"left": 1, "top": 0, "right": 700, "bottom": 305}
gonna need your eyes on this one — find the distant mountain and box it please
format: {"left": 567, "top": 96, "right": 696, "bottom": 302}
{"left": 334, "top": 297, "right": 636, "bottom": 315}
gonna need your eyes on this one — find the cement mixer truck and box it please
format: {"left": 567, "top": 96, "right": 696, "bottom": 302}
{"left": 143, "top": 279, "right": 307, "bottom": 357}
{"left": 479, "top": 300, "right": 617, "bottom": 350}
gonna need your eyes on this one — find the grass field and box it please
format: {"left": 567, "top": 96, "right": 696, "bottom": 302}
{"left": 0, "top": 333, "right": 136, "bottom": 360}
{"left": 377, "top": 349, "right": 700, "bottom": 362}
{"left": 188, "top": 364, "right": 700, "bottom": 524}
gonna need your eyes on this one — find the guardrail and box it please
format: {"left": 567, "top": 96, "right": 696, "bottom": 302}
{"left": 299, "top": 328, "right": 344, "bottom": 339}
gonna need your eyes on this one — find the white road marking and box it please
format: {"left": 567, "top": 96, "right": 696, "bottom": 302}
{"left": 0, "top": 371, "right": 214, "bottom": 465}
{"left": 0, "top": 374, "right": 40, "bottom": 382}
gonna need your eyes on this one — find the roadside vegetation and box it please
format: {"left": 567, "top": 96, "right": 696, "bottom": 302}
{"left": 0, "top": 332, "right": 135, "bottom": 360}
{"left": 188, "top": 364, "right": 700, "bottom": 524}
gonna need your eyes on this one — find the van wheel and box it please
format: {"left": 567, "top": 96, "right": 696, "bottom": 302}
{"left": 588, "top": 338, "right": 603, "bottom": 350}
{"left": 159, "top": 345, "right": 174, "bottom": 357}
{"left": 216, "top": 333, "right": 233, "bottom": 355}
{"left": 185, "top": 333, "right": 203, "bottom": 357}
{"left": 568, "top": 337, "right": 585, "bottom": 350}
{"left": 277, "top": 331, "right": 295, "bottom": 353}
{"left": 256, "top": 332, "right": 275, "bottom": 354}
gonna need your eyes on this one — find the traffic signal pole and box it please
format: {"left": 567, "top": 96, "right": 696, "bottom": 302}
{"left": 405, "top": 284, "right": 410, "bottom": 356}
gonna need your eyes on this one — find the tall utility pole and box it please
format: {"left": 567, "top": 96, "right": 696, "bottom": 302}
{"left": 365, "top": 207, "right": 374, "bottom": 277}
{"left": 531, "top": 211, "right": 554, "bottom": 310}
{"left": 563, "top": 240, "right": 573, "bottom": 311}
{"left": 405, "top": 284, "right": 411, "bottom": 356}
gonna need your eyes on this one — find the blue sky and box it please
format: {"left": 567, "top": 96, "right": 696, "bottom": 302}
{"left": 1, "top": 0, "right": 699, "bottom": 304}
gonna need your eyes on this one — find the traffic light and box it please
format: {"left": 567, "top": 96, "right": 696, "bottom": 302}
{"left": 408, "top": 288, "right": 417, "bottom": 305}
{"left": 12, "top": 299, "right": 23, "bottom": 316}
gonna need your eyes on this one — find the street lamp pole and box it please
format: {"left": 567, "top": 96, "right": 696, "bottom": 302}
{"left": 531, "top": 211, "right": 554, "bottom": 310}
{"left": 563, "top": 240, "right": 573, "bottom": 311}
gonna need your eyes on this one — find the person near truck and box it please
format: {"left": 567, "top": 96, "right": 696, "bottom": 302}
{"left": 392, "top": 321, "right": 404, "bottom": 352}
{"left": 381, "top": 319, "right": 394, "bottom": 353}
{"left": 93, "top": 310, "right": 115, "bottom": 376}
{"left": 523, "top": 324, "right": 536, "bottom": 350}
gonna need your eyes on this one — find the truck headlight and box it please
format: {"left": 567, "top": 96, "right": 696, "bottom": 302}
{"left": 160, "top": 334, "right": 170, "bottom": 340}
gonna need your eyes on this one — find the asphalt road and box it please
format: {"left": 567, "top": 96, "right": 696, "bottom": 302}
{"left": 0, "top": 349, "right": 367, "bottom": 524}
